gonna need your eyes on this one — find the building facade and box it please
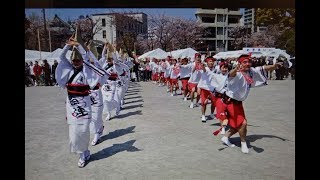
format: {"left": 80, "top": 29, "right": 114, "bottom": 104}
{"left": 243, "top": 8, "right": 267, "bottom": 33}
{"left": 243, "top": 8, "right": 255, "bottom": 34}
{"left": 195, "top": 8, "right": 242, "bottom": 53}
{"left": 91, "top": 13, "right": 147, "bottom": 43}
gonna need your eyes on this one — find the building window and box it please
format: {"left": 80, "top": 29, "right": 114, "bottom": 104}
{"left": 217, "top": 27, "right": 224, "bottom": 35}
{"left": 202, "top": 17, "right": 215, "bottom": 23}
{"left": 217, "top": 14, "right": 224, "bottom": 22}
{"left": 102, "top": 18, "right": 106, "bottom": 27}
{"left": 103, "top": 30, "right": 106, "bottom": 38}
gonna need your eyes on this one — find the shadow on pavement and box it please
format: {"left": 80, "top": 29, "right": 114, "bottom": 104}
{"left": 125, "top": 92, "right": 139, "bottom": 96}
{"left": 100, "top": 126, "right": 136, "bottom": 142}
{"left": 122, "top": 104, "right": 143, "bottom": 110}
{"left": 223, "top": 134, "right": 291, "bottom": 153}
{"left": 114, "top": 110, "right": 143, "bottom": 119}
{"left": 88, "top": 140, "right": 142, "bottom": 163}
{"left": 124, "top": 99, "right": 144, "bottom": 105}
{"left": 124, "top": 96, "right": 142, "bottom": 100}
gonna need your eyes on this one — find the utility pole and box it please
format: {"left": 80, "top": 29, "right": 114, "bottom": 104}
{"left": 42, "top": 8, "right": 48, "bottom": 51}
{"left": 48, "top": 29, "right": 52, "bottom": 52}
{"left": 37, "top": 29, "right": 42, "bottom": 60}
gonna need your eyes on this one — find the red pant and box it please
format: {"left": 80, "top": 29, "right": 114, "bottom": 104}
{"left": 170, "top": 78, "right": 179, "bottom": 87}
{"left": 200, "top": 88, "right": 216, "bottom": 106}
{"left": 188, "top": 82, "right": 198, "bottom": 91}
{"left": 181, "top": 79, "right": 189, "bottom": 91}
{"left": 224, "top": 100, "right": 246, "bottom": 129}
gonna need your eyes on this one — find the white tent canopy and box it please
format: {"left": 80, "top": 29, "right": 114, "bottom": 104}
{"left": 26, "top": 48, "right": 74, "bottom": 66}
{"left": 138, "top": 48, "right": 168, "bottom": 60}
{"left": 167, "top": 48, "right": 199, "bottom": 61}
{"left": 25, "top": 50, "right": 51, "bottom": 62}
{"left": 213, "top": 50, "right": 244, "bottom": 59}
{"left": 45, "top": 48, "right": 73, "bottom": 65}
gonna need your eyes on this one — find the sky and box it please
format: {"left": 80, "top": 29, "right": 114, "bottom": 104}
{"left": 25, "top": 8, "right": 201, "bottom": 21}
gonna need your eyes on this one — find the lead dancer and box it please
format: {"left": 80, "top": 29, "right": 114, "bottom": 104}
{"left": 221, "top": 54, "right": 283, "bottom": 153}
{"left": 55, "top": 37, "right": 100, "bottom": 168}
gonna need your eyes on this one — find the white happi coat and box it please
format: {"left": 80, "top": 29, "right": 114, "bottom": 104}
{"left": 188, "top": 62, "right": 202, "bottom": 84}
{"left": 55, "top": 44, "right": 100, "bottom": 153}
{"left": 87, "top": 50, "right": 107, "bottom": 134}
{"left": 98, "top": 52, "right": 119, "bottom": 113}
{"left": 197, "top": 66, "right": 216, "bottom": 91}
{"left": 226, "top": 66, "right": 268, "bottom": 101}
{"left": 179, "top": 63, "right": 193, "bottom": 79}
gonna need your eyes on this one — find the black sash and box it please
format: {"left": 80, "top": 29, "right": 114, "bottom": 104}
{"left": 68, "top": 67, "right": 82, "bottom": 84}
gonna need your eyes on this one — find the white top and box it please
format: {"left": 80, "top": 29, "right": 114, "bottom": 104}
{"left": 226, "top": 66, "right": 268, "bottom": 101}
{"left": 169, "top": 64, "right": 180, "bottom": 79}
{"left": 55, "top": 44, "right": 99, "bottom": 89}
{"left": 188, "top": 62, "right": 202, "bottom": 84}
{"left": 179, "top": 63, "right": 193, "bottom": 78}
{"left": 197, "top": 67, "right": 215, "bottom": 91}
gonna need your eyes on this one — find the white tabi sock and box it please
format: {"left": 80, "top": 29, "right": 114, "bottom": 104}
{"left": 220, "top": 127, "right": 226, "bottom": 135}
{"left": 91, "top": 133, "right": 100, "bottom": 146}
{"left": 241, "top": 141, "right": 249, "bottom": 154}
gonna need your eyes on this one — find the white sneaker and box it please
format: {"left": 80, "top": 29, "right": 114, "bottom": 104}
{"left": 201, "top": 115, "right": 206, "bottom": 122}
{"left": 209, "top": 113, "right": 216, "bottom": 119}
{"left": 189, "top": 103, "right": 194, "bottom": 108}
{"left": 221, "top": 136, "right": 235, "bottom": 147}
{"left": 167, "top": 89, "right": 170, "bottom": 92}
{"left": 171, "top": 93, "right": 174, "bottom": 96}
{"left": 241, "top": 142, "right": 249, "bottom": 154}
{"left": 183, "top": 97, "right": 187, "bottom": 101}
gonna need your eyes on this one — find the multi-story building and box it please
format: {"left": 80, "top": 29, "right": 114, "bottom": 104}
{"left": 195, "top": 8, "right": 242, "bottom": 53}
{"left": 91, "top": 12, "right": 147, "bottom": 43}
{"left": 243, "top": 8, "right": 255, "bottom": 34}
{"left": 243, "top": 8, "right": 267, "bottom": 33}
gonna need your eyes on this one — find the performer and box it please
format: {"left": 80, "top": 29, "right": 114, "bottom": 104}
{"left": 168, "top": 58, "right": 180, "bottom": 96}
{"left": 85, "top": 41, "right": 108, "bottom": 146}
{"left": 197, "top": 57, "right": 216, "bottom": 122}
{"left": 210, "top": 61, "right": 230, "bottom": 135}
{"left": 178, "top": 57, "right": 192, "bottom": 101}
{"left": 220, "top": 54, "right": 283, "bottom": 154}
{"left": 188, "top": 53, "right": 202, "bottom": 108}
{"left": 99, "top": 42, "right": 122, "bottom": 120}
{"left": 55, "top": 37, "right": 100, "bottom": 168}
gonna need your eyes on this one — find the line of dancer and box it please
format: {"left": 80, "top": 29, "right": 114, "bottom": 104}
{"left": 55, "top": 28, "right": 134, "bottom": 167}
{"left": 147, "top": 52, "right": 284, "bottom": 154}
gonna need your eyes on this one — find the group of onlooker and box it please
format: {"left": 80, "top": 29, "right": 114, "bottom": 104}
{"left": 25, "top": 59, "right": 59, "bottom": 87}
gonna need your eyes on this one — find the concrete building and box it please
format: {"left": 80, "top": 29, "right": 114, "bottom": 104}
{"left": 195, "top": 8, "right": 242, "bottom": 53}
{"left": 91, "top": 12, "right": 147, "bottom": 43}
{"left": 243, "top": 8, "right": 267, "bottom": 33}
{"left": 243, "top": 8, "right": 255, "bottom": 34}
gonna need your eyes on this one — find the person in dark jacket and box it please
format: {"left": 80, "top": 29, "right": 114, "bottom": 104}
{"left": 42, "top": 59, "right": 52, "bottom": 86}
{"left": 51, "top": 60, "right": 59, "bottom": 85}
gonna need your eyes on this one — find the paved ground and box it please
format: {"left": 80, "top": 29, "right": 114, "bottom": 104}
{"left": 25, "top": 79, "right": 295, "bottom": 180}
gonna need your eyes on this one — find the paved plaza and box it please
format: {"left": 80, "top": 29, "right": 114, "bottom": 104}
{"left": 25, "top": 80, "right": 295, "bottom": 180}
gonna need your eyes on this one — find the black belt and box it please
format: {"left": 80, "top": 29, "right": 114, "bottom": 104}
{"left": 222, "top": 95, "right": 242, "bottom": 104}
{"left": 93, "top": 84, "right": 100, "bottom": 90}
{"left": 108, "top": 77, "right": 117, "bottom": 81}
{"left": 67, "top": 84, "right": 90, "bottom": 96}
{"left": 214, "top": 92, "right": 226, "bottom": 98}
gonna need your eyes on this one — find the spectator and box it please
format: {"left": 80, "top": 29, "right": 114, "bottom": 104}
{"left": 51, "top": 60, "right": 59, "bottom": 85}
{"left": 33, "top": 61, "right": 42, "bottom": 86}
{"left": 42, "top": 59, "right": 52, "bottom": 86}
